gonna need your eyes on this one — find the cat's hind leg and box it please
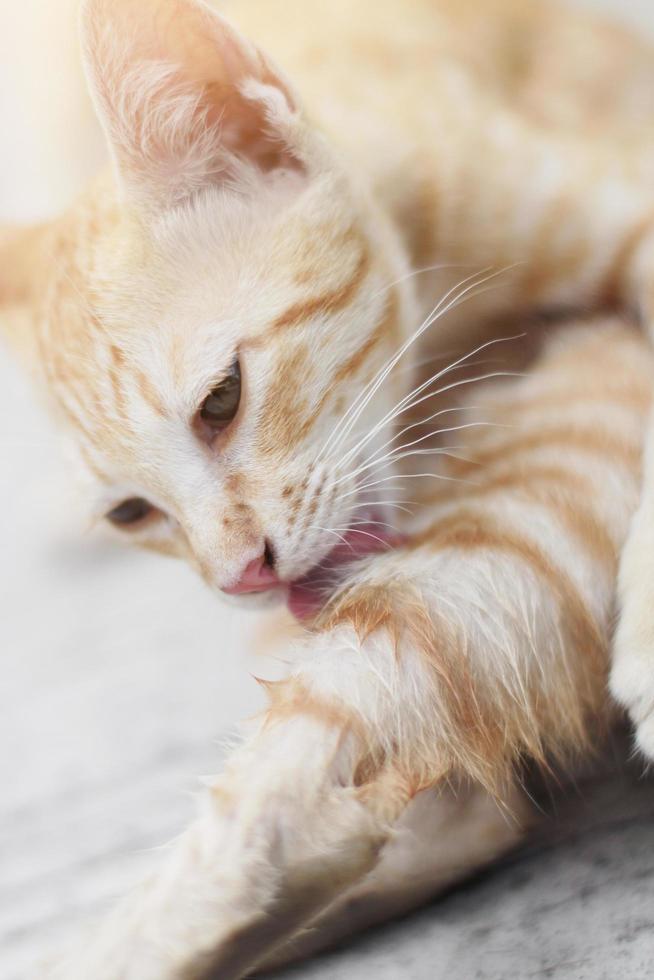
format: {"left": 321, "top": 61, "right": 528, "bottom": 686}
{"left": 259, "top": 780, "right": 529, "bottom": 972}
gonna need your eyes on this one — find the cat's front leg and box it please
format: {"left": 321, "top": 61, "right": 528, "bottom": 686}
{"left": 611, "top": 239, "right": 654, "bottom": 760}
{"left": 45, "top": 609, "right": 527, "bottom": 980}
{"left": 45, "top": 630, "right": 423, "bottom": 980}
{"left": 258, "top": 780, "right": 529, "bottom": 972}
{"left": 611, "top": 410, "right": 654, "bottom": 759}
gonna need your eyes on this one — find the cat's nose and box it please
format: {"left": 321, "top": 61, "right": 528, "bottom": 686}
{"left": 222, "top": 546, "right": 279, "bottom": 595}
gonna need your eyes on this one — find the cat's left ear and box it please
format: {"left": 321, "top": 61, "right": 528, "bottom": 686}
{"left": 80, "top": 0, "right": 309, "bottom": 211}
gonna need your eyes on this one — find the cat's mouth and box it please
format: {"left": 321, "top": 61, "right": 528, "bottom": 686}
{"left": 221, "top": 517, "right": 403, "bottom": 619}
{"left": 286, "top": 521, "right": 404, "bottom": 621}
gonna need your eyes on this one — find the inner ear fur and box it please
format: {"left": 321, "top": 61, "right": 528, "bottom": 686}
{"left": 80, "top": 0, "right": 307, "bottom": 210}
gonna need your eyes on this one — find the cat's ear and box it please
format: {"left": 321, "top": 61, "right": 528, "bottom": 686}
{"left": 80, "top": 0, "right": 307, "bottom": 211}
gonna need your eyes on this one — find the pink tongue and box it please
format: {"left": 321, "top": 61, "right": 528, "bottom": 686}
{"left": 287, "top": 524, "right": 403, "bottom": 621}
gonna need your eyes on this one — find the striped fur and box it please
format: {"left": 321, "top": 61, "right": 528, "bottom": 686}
{"left": 3, "top": 0, "right": 654, "bottom": 975}
{"left": 3, "top": 0, "right": 654, "bottom": 596}
{"left": 44, "top": 318, "right": 650, "bottom": 979}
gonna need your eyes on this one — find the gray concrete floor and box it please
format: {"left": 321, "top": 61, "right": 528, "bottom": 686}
{"left": 1, "top": 1, "right": 654, "bottom": 978}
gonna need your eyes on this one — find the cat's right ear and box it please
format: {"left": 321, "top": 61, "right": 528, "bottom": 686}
{"left": 80, "top": 0, "right": 310, "bottom": 213}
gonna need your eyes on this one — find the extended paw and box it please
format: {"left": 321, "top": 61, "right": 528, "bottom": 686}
{"left": 611, "top": 644, "right": 654, "bottom": 760}
{"left": 611, "top": 507, "right": 654, "bottom": 760}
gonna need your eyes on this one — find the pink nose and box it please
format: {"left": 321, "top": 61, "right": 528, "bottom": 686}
{"left": 222, "top": 553, "right": 280, "bottom": 595}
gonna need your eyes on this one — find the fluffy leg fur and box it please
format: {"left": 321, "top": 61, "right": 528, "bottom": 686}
{"left": 258, "top": 782, "right": 529, "bottom": 972}
{"left": 44, "top": 629, "right": 530, "bottom": 980}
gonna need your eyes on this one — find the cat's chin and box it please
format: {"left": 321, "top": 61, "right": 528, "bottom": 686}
{"left": 219, "top": 588, "right": 286, "bottom": 612}
{"left": 287, "top": 524, "right": 405, "bottom": 622}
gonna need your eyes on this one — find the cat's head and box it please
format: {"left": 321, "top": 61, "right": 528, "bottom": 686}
{"left": 3, "top": 0, "right": 418, "bottom": 610}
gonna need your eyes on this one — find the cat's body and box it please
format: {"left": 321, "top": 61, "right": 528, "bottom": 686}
{"left": 44, "top": 315, "right": 651, "bottom": 979}
{"left": 12, "top": 0, "right": 654, "bottom": 355}
{"left": 2, "top": 0, "right": 654, "bottom": 976}
{"left": 225, "top": 0, "right": 654, "bottom": 304}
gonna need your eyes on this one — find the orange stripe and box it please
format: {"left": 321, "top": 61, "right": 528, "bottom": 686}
{"left": 134, "top": 368, "right": 166, "bottom": 418}
{"left": 295, "top": 289, "right": 400, "bottom": 444}
{"left": 409, "top": 508, "right": 606, "bottom": 663}
{"left": 447, "top": 424, "right": 641, "bottom": 477}
{"left": 107, "top": 345, "right": 126, "bottom": 419}
{"left": 489, "top": 382, "right": 652, "bottom": 420}
{"left": 257, "top": 291, "right": 397, "bottom": 453}
{"left": 259, "top": 676, "right": 364, "bottom": 738}
{"left": 269, "top": 245, "right": 371, "bottom": 334}
{"left": 465, "top": 465, "right": 619, "bottom": 571}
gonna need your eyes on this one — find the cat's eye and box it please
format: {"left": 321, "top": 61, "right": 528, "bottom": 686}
{"left": 199, "top": 359, "right": 242, "bottom": 433}
{"left": 106, "top": 497, "right": 154, "bottom": 528}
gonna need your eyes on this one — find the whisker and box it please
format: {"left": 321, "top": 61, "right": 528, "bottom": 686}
{"left": 336, "top": 420, "right": 505, "bottom": 487}
{"left": 334, "top": 335, "right": 525, "bottom": 471}
{"left": 323, "top": 271, "right": 501, "bottom": 458}
{"left": 335, "top": 405, "right": 478, "bottom": 475}
{"left": 345, "top": 499, "right": 418, "bottom": 515}
{"left": 341, "top": 518, "right": 403, "bottom": 533}
{"left": 365, "top": 369, "right": 521, "bottom": 450}
{"left": 318, "top": 266, "right": 510, "bottom": 461}
{"left": 306, "top": 526, "right": 357, "bottom": 552}
{"left": 367, "top": 261, "right": 484, "bottom": 303}
{"left": 332, "top": 486, "right": 408, "bottom": 506}
{"left": 325, "top": 527, "right": 395, "bottom": 549}
{"left": 339, "top": 468, "right": 476, "bottom": 500}
{"left": 333, "top": 366, "right": 521, "bottom": 488}
{"left": 327, "top": 271, "right": 523, "bottom": 461}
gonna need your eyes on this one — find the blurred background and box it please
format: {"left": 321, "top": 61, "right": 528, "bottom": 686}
{"left": 1, "top": 2, "right": 654, "bottom": 978}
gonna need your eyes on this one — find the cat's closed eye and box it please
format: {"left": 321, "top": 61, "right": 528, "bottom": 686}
{"left": 198, "top": 359, "right": 242, "bottom": 435}
{"left": 106, "top": 497, "right": 155, "bottom": 529}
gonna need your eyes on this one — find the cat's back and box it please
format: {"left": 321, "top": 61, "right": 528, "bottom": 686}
{"left": 219, "top": 0, "right": 515, "bottom": 98}
{"left": 219, "top": 0, "right": 654, "bottom": 135}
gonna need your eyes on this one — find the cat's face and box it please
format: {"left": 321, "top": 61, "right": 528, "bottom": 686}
{"left": 35, "top": 0, "right": 416, "bottom": 608}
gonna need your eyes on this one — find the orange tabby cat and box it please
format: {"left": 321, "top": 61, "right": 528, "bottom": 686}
{"left": 36, "top": 316, "right": 648, "bottom": 978}
{"left": 2, "top": 0, "right": 654, "bottom": 976}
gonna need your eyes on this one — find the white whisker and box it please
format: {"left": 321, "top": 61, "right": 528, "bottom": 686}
{"left": 319, "top": 266, "right": 512, "bottom": 461}
{"left": 336, "top": 421, "right": 504, "bottom": 487}
{"left": 307, "top": 526, "right": 354, "bottom": 550}
{"left": 334, "top": 335, "right": 524, "bottom": 471}
{"left": 367, "top": 261, "right": 483, "bottom": 303}
{"left": 327, "top": 271, "right": 522, "bottom": 460}
{"left": 345, "top": 499, "right": 417, "bottom": 515}
{"left": 325, "top": 527, "right": 394, "bottom": 549}
{"left": 340, "top": 468, "right": 476, "bottom": 500}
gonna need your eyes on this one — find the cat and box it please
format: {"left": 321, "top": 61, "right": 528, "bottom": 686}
{"left": 38, "top": 314, "right": 650, "bottom": 978}
{"left": 1, "top": 0, "right": 654, "bottom": 975}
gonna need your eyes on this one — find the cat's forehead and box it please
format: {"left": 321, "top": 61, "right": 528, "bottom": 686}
{"left": 98, "top": 182, "right": 371, "bottom": 371}
{"left": 49, "top": 176, "right": 378, "bottom": 486}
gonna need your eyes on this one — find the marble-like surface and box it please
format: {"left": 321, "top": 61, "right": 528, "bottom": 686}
{"left": 1, "top": 1, "right": 654, "bottom": 978}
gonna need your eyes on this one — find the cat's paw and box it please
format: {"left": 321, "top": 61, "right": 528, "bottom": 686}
{"left": 611, "top": 506, "right": 654, "bottom": 760}
{"left": 611, "top": 644, "right": 654, "bottom": 760}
